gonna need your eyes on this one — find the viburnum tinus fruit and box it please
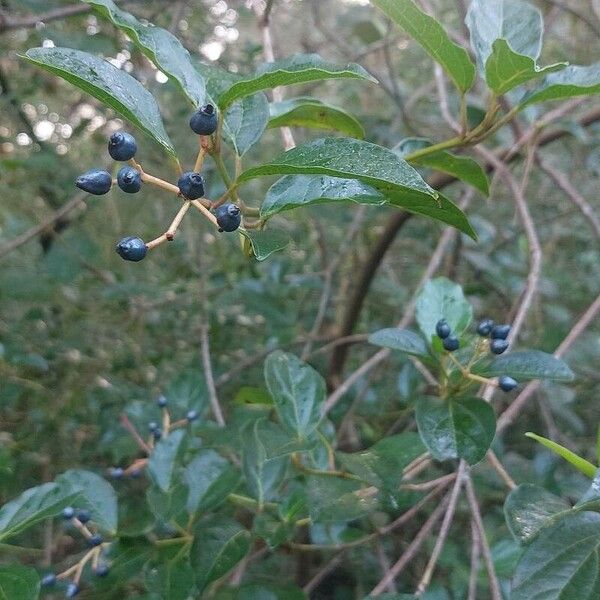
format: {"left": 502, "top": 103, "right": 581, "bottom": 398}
{"left": 499, "top": 375, "right": 518, "bottom": 391}
{"left": 435, "top": 319, "right": 451, "bottom": 339}
{"left": 108, "top": 131, "right": 137, "bottom": 161}
{"left": 75, "top": 169, "right": 112, "bottom": 195}
{"left": 491, "top": 324, "right": 511, "bottom": 340}
{"left": 148, "top": 421, "right": 159, "bottom": 432}
{"left": 88, "top": 533, "right": 103, "bottom": 547}
{"left": 477, "top": 319, "right": 494, "bottom": 336}
{"left": 215, "top": 203, "right": 241, "bottom": 232}
{"left": 94, "top": 564, "right": 110, "bottom": 577}
{"left": 178, "top": 171, "right": 205, "bottom": 199}
{"left": 109, "top": 467, "right": 124, "bottom": 479}
{"left": 116, "top": 236, "right": 147, "bottom": 262}
{"left": 62, "top": 506, "right": 75, "bottom": 520}
{"left": 157, "top": 395, "right": 168, "bottom": 408}
{"left": 41, "top": 574, "right": 56, "bottom": 587}
{"left": 443, "top": 335, "right": 459, "bottom": 352}
{"left": 491, "top": 339, "right": 509, "bottom": 355}
{"left": 189, "top": 104, "right": 218, "bottom": 135}
{"left": 152, "top": 428, "right": 162, "bottom": 441}
{"left": 186, "top": 409, "right": 198, "bottom": 422}
{"left": 66, "top": 582, "right": 80, "bottom": 598}
{"left": 117, "top": 166, "right": 142, "bottom": 193}
{"left": 77, "top": 509, "right": 91, "bottom": 524}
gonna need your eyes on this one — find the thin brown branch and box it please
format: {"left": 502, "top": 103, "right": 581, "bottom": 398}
{"left": 467, "top": 518, "right": 481, "bottom": 600}
{"left": 200, "top": 324, "right": 225, "bottom": 427}
{"left": 486, "top": 450, "right": 517, "bottom": 490}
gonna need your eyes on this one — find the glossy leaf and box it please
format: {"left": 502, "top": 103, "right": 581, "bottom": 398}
{"left": 239, "top": 229, "right": 290, "bottom": 261}
{"left": 23, "top": 47, "right": 175, "bottom": 156}
{"left": 147, "top": 429, "right": 185, "bottom": 492}
{"left": 0, "top": 565, "right": 39, "bottom": 600}
{"left": 368, "top": 328, "right": 430, "bottom": 359}
{"left": 520, "top": 63, "right": 600, "bottom": 107}
{"left": 415, "top": 277, "right": 473, "bottom": 342}
{"left": 473, "top": 350, "right": 575, "bottom": 382}
{"left": 144, "top": 558, "right": 195, "bottom": 600}
{"left": 261, "top": 175, "right": 385, "bottom": 219}
{"left": 55, "top": 469, "right": 118, "bottom": 534}
{"left": 396, "top": 137, "right": 489, "bottom": 195}
{"left": 416, "top": 396, "right": 496, "bottom": 465}
{"left": 269, "top": 98, "right": 364, "bottom": 138}
{"left": 251, "top": 419, "right": 317, "bottom": 459}
{"left": 191, "top": 517, "right": 251, "bottom": 592}
{"left": 146, "top": 482, "right": 188, "bottom": 522}
{"left": 372, "top": 0, "right": 475, "bottom": 93}
{"left": 85, "top": 0, "right": 205, "bottom": 106}
{"left": 511, "top": 511, "right": 600, "bottom": 600}
{"left": 504, "top": 484, "right": 570, "bottom": 543}
{"left": 0, "top": 482, "right": 78, "bottom": 542}
{"left": 238, "top": 137, "right": 437, "bottom": 201}
{"left": 525, "top": 432, "right": 597, "bottom": 478}
{"left": 218, "top": 53, "right": 376, "bottom": 110}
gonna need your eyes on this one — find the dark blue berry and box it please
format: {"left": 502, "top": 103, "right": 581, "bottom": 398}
{"left": 442, "top": 335, "right": 459, "bottom": 352}
{"left": 75, "top": 169, "right": 112, "bottom": 195}
{"left": 157, "top": 395, "right": 168, "bottom": 408}
{"left": 62, "top": 506, "right": 75, "bottom": 520}
{"left": 66, "top": 582, "right": 80, "bottom": 598}
{"left": 88, "top": 533, "right": 103, "bottom": 547}
{"left": 77, "top": 509, "right": 91, "bottom": 524}
{"left": 186, "top": 409, "right": 198, "bottom": 422}
{"left": 215, "top": 203, "right": 241, "bottom": 232}
{"left": 116, "top": 236, "right": 147, "bottom": 262}
{"left": 108, "top": 131, "right": 137, "bottom": 161}
{"left": 490, "top": 339, "right": 509, "bottom": 355}
{"left": 177, "top": 171, "right": 205, "bottom": 199}
{"left": 41, "top": 573, "right": 56, "bottom": 587}
{"left": 152, "top": 428, "right": 162, "bottom": 441}
{"left": 476, "top": 319, "right": 494, "bottom": 336}
{"left": 435, "top": 319, "right": 451, "bottom": 339}
{"left": 117, "top": 166, "right": 142, "bottom": 193}
{"left": 148, "top": 421, "right": 159, "bottom": 432}
{"left": 189, "top": 104, "right": 218, "bottom": 135}
{"left": 109, "top": 467, "right": 124, "bottom": 479}
{"left": 498, "top": 375, "right": 518, "bottom": 391}
{"left": 94, "top": 564, "right": 110, "bottom": 577}
{"left": 491, "top": 324, "right": 511, "bottom": 340}
{"left": 130, "top": 468, "right": 142, "bottom": 478}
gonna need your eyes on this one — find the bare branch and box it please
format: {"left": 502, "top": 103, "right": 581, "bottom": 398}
{"left": 200, "top": 324, "right": 225, "bottom": 427}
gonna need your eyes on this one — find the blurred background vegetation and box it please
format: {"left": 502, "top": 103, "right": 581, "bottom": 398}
{"left": 1, "top": 0, "right": 599, "bottom": 596}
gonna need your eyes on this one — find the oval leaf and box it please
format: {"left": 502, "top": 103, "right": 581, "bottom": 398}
{"left": 219, "top": 53, "right": 376, "bottom": 110}
{"left": 239, "top": 229, "right": 290, "bottom": 261}
{"left": 269, "top": 98, "right": 364, "bottom": 138}
{"left": 147, "top": 429, "right": 186, "bottom": 492}
{"left": 85, "top": 0, "right": 205, "bottom": 106}
{"left": 416, "top": 396, "right": 496, "bottom": 465}
{"left": 0, "top": 565, "right": 40, "bottom": 600}
{"left": 372, "top": 0, "right": 475, "bottom": 93}
{"left": 473, "top": 350, "right": 575, "bottom": 382}
{"left": 368, "top": 328, "right": 430, "bottom": 359}
{"left": 23, "top": 47, "right": 175, "bottom": 156}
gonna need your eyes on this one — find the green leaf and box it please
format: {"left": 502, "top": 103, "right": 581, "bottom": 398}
{"left": 264, "top": 350, "right": 325, "bottom": 439}
{"left": 191, "top": 517, "right": 251, "bottom": 592}
{"left": 214, "top": 582, "right": 307, "bottom": 600}
{"left": 415, "top": 277, "right": 473, "bottom": 343}
{"left": 485, "top": 39, "right": 566, "bottom": 94}
{"left": 576, "top": 468, "right": 600, "bottom": 510}
{"left": 511, "top": 512, "right": 600, "bottom": 600}
{"left": 307, "top": 475, "right": 378, "bottom": 523}
{"left": 269, "top": 98, "right": 364, "bottom": 138}
{"left": 525, "top": 432, "right": 597, "bottom": 478}
{"left": 0, "top": 482, "right": 78, "bottom": 542}
{"left": 239, "top": 229, "right": 290, "bottom": 261}
{"left": 416, "top": 396, "right": 496, "bottom": 465}
{"left": 396, "top": 138, "right": 489, "bottom": 196}
{"left": 218, "top": 53, "right": 376, "bottom": 110}
{"left": 368, "top": 328, "right": 430, "bottom": 359}
{"left": 85, "top": 0, "right": 205, "bottom": 106}
{"left": 473, "top": 350, "right": 575, "bottom": 382}
{"left": 372, "top": 0, "right": 475, "bottom": 93}
{"left": 520, "top": 63, "right": 600, "bottom": 107}
{"left": 261, "top": 175, "right": 386, "bottom": 219}
{"left": 144, "top": 558, "right": 195, "bottom": 600}
{"left": 337, "top": 433, "right": 426, "bottom": 490}
{"left": 504, "top": 484, "right": 570, "bottom": 543}
{"left": 147, "top": 429, "right": 186, "bottom": 492}
{"left": 146, "top": 483, "right": 188, "bottom": 522}
{"left": 238, "top": 137, "right": 437, "bottom": 201}
{"left": 251, "top": 419, "right": 317, "bottom": 459}
{"left": 242, "top": 419, "right": 288, "bottom": 506}
{"left": 466, "top": 0, "right": 544, "bottom": 69}
{"left": 55, "top": 469, "right": 118, "bottom": 534}
{"left": 23, "top": 47, "right": 175, "bottom": 156}
{"left": 185, "top": 450, "right": 240, "bottom": 514}
{"left": 0, "top": 565, "right": 40, "bottom": 600}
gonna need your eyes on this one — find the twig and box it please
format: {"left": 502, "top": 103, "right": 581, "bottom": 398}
{"left": 120, "top": 413, "right": 151, "bottom": 454}
{"left": 467, "top": 518, "right": 481, "bottom": 600}
{"left": 375, "top": 538, "right": 397, "bottom": 594}
{"left": 486, "top": 450, "right": 517, "bottom": 490}
{"left": 303, "top": 552, "right": 345, "bottom": 594}
{"left": 201, "top": 323, "right": 225, "bottom": 427}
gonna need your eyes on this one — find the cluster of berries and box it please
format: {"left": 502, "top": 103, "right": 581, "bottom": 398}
{"left": 41, "top": 508, "right": 109, "bottom": 597}
{"left": 74, "top": 104, "right": 242, "bottom": 263}
{"left": 435, "top": 317, "right": 518, "bottom": 392}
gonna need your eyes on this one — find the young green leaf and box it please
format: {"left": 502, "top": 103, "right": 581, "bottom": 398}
{"left": 416, "top": 396, "right": 496, "bottom": 465}
{"left": 23, "top": 47, "right": 175, "bottom": 156}
{"left": 0, "top": 565, "right": 40, "bottom": 600}
{"left": 269, "top": 98, "right": 365, "bottom": 138}
{"left": 473, "top": 350, "right": 575, "bottom": 382}
{"left": 147, "top": 429, "right": 186, "bottom": 492}
{"left": 146, "top": 483, "right": 188, "bottom": 522}
{"left": 372, "top": 0, "right": 475, "bottom": 93}
{"left": 84, "top": 0, "right": 205, "bottom": 106}
{"left": 368, "top": 328, "right": 430, "bottom": 360}
{"left": 264, "top": 350, "right": 325, "bottom": 439}
{"left": 239, "top": 229, "right": 290, "bottom": 261}
{"left": 525, "top": 432, "right": 597, "bottom": 478}
{"left": 218, "top": 54, "right": 376, "bottom": 110}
